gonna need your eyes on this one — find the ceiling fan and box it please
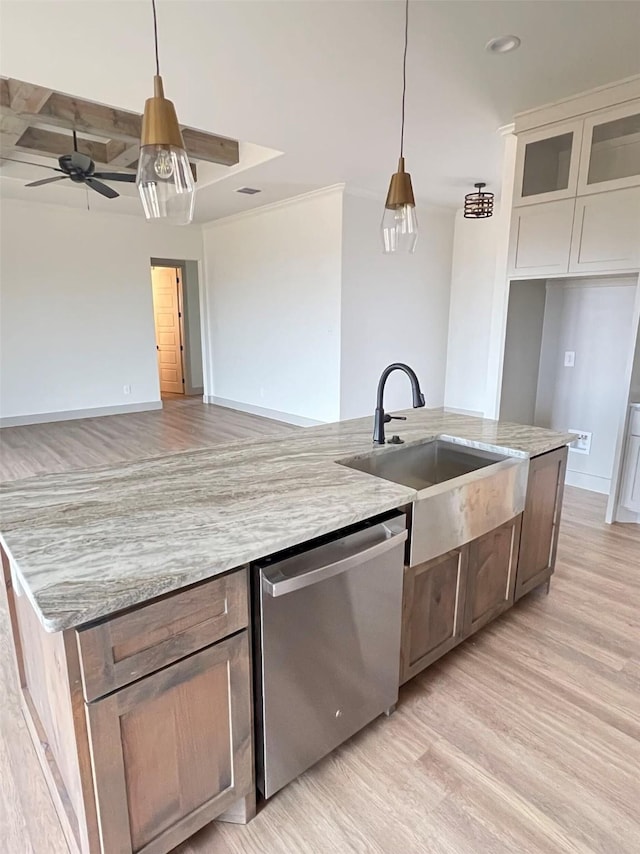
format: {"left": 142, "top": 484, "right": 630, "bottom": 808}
{"left": 2, "top": 131, "right": 136, "bottom": 199}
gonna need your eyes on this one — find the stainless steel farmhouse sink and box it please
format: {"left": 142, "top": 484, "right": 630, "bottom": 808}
{"left": 341, "top": 439, "right": 529, "bottom": 566}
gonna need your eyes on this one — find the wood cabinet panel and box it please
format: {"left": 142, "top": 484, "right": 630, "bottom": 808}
{"left": 569, "top": 187, "right": 640, "bottom": 273}
{"left": 508, "top": 199, "right": 575, "bottom": 277}
{"left": 515, "top": 446, "right": 568, "bottom": 601}
{"left": 464, "top": 516, "right": 521, "bottom": 636}
{"left": 400, "top": 548, "right": 467, "bottom": 684}
{"left": 77, "top": 569, "right": 248, "bottom": 701}
{"left": 86, "top": 632, "right": 253, "bottom": 854}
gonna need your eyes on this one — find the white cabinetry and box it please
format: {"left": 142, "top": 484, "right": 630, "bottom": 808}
{"left": 621, "top": 410, "right": 640, "bottom": 513}
{"left": 577, "top": 101, "right": 640, "bottom": 195}
{"left": 508, "top": 99, "right": 640, "bottom": 279}
{"left": 508, "top": 200, "right": 575, "bottom": 277}
{"left": 513, "top": 120, "right": 583, "bottom": 206}
{"left": 569, "top": 187, "right": 640, "bottom": 273}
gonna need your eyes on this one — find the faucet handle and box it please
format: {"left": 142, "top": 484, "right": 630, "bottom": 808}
{"left": 384, "top": 414, "right": 407, "bottom": 423}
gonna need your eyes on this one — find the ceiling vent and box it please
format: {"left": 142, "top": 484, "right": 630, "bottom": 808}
{"left": 236, "top": 187, "right": 261, "bottom": 195}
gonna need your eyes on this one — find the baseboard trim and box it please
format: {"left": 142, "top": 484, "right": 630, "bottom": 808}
{"left": 442, "top": 405, "right": 485, "bottom": 418}
{"left": 0, "top": 401, "right": 162, "bottom": 428}
{"left": 203, "top": 396, "right": 323, "bottom": 427}
{"left": 565, "top": 469, "right": 610, "bottom": 495}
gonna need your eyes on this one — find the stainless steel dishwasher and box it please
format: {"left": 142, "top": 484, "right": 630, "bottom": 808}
{"left": 253, "top": 514, "right": 407, "bottom": 799}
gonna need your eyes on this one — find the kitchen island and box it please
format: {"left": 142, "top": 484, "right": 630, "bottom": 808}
{"left": 0, "top": 408, "right": 572, "bottom": 854}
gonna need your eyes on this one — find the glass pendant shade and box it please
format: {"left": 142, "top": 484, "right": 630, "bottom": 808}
{"left": 381, "top": 157, "right": 418, "bottom": 253}
{"left": 136, "top": 76, "right": 195, "bottom": 225}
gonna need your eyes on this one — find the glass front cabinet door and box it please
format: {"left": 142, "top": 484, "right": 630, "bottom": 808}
{"left": 513, "top": 120, "right": 584, "bottom": 206}
{"left": 577, "top": 100, "right": 640, "bottom": 195}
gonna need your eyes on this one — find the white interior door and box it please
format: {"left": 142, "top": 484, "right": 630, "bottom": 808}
{"left": 151, "top": 266, "right": 185, "bottom": 395}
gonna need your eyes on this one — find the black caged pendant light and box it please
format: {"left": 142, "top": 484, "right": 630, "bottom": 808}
{"left": 464, "top": 182, "right": 494, "bottom": 219}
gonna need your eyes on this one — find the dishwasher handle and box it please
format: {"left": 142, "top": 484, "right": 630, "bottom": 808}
{"left": 261, "top": 520, "right": 407, "bottom": 598}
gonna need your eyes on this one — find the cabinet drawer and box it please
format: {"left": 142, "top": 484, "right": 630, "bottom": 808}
{"left": 77, "top": 569, "right": 248, "bottom": 701}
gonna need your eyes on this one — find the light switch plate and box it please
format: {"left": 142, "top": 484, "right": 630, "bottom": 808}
{"left": 564, "top": 351, "right": 576, "bottom": 367}
{"left": 568, "top": 429, "right": 591, "bottom": 454}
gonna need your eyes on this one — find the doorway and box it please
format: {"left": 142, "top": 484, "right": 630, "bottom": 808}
{"left": 151, "top": 265, "right": 184, "bottom": 395}
{"left": 150, "top": 260, "right": 204, "bottom": 399}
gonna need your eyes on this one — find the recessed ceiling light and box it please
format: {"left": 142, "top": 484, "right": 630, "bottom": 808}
{"left": 236, "top": 187, "right": 261, "bottom": 195}
{"left": 486, "top": 34, "right": 521, "bottom": 54}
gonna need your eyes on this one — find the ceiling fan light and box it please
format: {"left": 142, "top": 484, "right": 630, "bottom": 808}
{"left": 136, "top": 75, "right": 195, "bottom": 225}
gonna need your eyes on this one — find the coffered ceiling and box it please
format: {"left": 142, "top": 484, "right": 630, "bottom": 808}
{"left": 0, "top": 76, "right": 239, "bottom": 176}
{"left": 1, "top": 1, "right": 639, "bottom": 223}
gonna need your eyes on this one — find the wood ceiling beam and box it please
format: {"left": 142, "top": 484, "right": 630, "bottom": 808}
{"left": 0, "top": 77, "right": 240, "bottom": 167}
{"left": 7, "top": 80, "right": 52, "bottom": 114}
{"left": 14, "top": 127, "right": 116, "bottom": 165}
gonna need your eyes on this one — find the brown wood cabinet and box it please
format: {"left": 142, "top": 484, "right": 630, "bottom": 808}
{"left": 1, "top": 554, "right": 255, "bottom": 854}
{"left": 400, "top": 548, "right": 468, "bottom": 684}
{"left": 464, "top": 516, "right": 521, "bottom": 636}
{"left": 401, "top": 516, "right": 521, "bottom": 684}
{"left": 86, "top": 632, "right": 252, "bottom": 854}
{"left": 515, "top": 446, "right": 568, "bottom": 601}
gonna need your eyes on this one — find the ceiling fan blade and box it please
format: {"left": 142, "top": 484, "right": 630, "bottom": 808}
{"left": 25, "top": 175, "right": 69, "bottom": 188}
{"left": 85, "top": 178, "right": 119, "bottom": 199}
{"left": 0, "top": 156, "right": 63, "bottom": 172}
{"left": 70, "top": 151, "right": 92, "bottom": 172}
{"left": 92, "top": 172, "right": 136, "bottom": 183}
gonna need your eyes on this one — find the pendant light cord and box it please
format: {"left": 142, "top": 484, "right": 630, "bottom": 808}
{"left": 151, "top": 0, "right": 160, "bottom": 76}
{"left": 400, "top": 0, "right": 409, "bottom": 158}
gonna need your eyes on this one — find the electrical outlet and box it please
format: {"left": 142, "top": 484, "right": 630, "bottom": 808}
{"left": 564, "top": 351, "right": 575, "bottom": 367}
{"left": 123, "top": 385, "right": 131, "bottom": 395}
{"left": 568, "top": 429, "right": 591, "bottom": 454}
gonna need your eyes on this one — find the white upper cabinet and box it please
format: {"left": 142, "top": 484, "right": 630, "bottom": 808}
{"left": 569, "top": 187, "right": 640, "bottom": 274}
{"left": 577, "top": 100, "right": 640, "bottom": 195}
{"left": 513, "top": 120, "right": 583, "bottom": 206}
{"left": 508, "top": 199, "right": 575, "bottom": 277}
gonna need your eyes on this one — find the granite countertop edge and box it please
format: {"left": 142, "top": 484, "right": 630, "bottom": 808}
{"left": 0, "top": 409, "right": 574, "bottom": 632}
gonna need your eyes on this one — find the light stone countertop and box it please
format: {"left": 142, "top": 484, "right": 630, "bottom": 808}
{"left": 0, "top": 408, "right": 573, "bottom": 632}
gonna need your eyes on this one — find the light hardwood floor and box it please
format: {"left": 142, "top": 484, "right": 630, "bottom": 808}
{"left": 1, "top": 400, "right": 639, "bottom": 853}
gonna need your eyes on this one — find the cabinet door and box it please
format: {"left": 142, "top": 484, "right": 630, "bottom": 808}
{"left": 621, "top": 435, "right": 640, "bottom": 512}
{"left": 513, "top": 120, "right": 583, "bottom": 206}
{"left": 400, "top": 548, "right": 468, "bottom": 684}
{"left": 86, "top": 633, "right": 252, "bottom": 854}
{"left": 508, "top": 199, "right": 575, "bottom": 277}
{"left": 515, "top": 446, "right": 568, "bottom": 602}
{"left": 569, "top": 187, "right": 640, "bottom": 274}
{"left": 464, "top": 516, "right": 521, "bottom": 637}
{"left": 577, "top": 100, "right": 640, "bottom": 195}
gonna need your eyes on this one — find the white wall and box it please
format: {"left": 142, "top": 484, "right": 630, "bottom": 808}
{"left": 202, "top": 188, "right": 343, "bottom": 424}
{"left": 0, "top": 198, "right": 203, "bottom": 422}
{"left": 444, "top": 210, "right": 500, "bottom": 416}
{"left": 499, "top": 280, "right": 546, "bottom": 424}
{"left": 340, "top": 193, "right": 454, "bottom": 420}
{"left": 536, "top": 278, "right": 637, "bottom": 494}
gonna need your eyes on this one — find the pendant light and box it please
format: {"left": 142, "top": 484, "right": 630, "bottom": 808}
{"left": 382, "top": 0, "right": 418, "bottom": 254}
{"left": 464, "top": 182, "right": 494, "bottom": 218}
{"left": 137, "top": 0, "right": 195, "bottom": 225}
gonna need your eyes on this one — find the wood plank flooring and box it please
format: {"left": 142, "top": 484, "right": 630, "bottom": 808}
{"left": 0, "top": 396, "right": 297, "bottom": 482}
{"left": 1, "top": 400, "right": 639, "bottom": 853}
